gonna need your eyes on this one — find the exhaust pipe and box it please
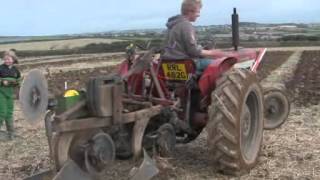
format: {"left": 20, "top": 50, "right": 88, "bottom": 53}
{"left": 232, "top": 8, "right": 239, "bottom": 51}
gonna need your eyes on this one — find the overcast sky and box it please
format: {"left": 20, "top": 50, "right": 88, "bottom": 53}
{"left": 2, "top": 0, "right": 320, "bottom": 36}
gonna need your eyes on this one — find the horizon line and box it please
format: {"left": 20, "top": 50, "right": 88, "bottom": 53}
{"left": 1, "top": 21, "right": 320, "bottom": 37}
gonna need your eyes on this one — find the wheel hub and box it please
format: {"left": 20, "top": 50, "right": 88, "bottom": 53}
{"left": 31, "top": 88, "right": 40, "bottom": 106}
{"left": 240, "top": 90, "right": 262, "bottom": 164}
{"left": 84, "top": 132, "right": 115, "bottom": 175}
{"left": 266, "top": 98, "right": 281, "bottom": 118}
{"left": 263, "top": 87, "right": 290, "bottom": 130}
{"left": 54, "top": 130, "right": 115, "bottom": 176}
{"left": 241, "top": 105, "right": 252, "bottom": 137}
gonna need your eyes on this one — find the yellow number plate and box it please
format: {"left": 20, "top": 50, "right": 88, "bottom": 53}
{"left": 162, "top": 63, "right": 188, "bottom": 80}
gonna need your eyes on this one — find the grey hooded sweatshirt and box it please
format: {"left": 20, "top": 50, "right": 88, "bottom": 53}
{"left": 162, "top": 15, "right": 203, "bottom": 60}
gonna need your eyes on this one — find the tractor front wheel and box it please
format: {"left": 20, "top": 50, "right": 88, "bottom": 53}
{"left": 207, "top": 68, "right": 264, "bottom": 175}
{"left": 263, "top": 85, "right": 290, "bottom": 130}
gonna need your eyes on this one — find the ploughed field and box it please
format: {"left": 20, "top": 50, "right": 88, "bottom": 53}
{"left": 256, "top": 51, "right": 293, "bottom": 80}
{"left": 18, "top": 53, "right": 123, "bottom": 95}
{"left": 1, "top": 49, "right": 320, "bottom": 179}
{"left": 286, "top": 51, "right": 320, "bottom": 106}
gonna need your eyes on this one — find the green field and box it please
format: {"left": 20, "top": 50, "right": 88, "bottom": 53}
{"left": 0, "top": 38, "right": 123, "bottom": 51}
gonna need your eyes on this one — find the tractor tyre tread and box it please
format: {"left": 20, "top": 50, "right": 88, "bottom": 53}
{"left": 207, "top": 68, "right": 264, "bottom": 175}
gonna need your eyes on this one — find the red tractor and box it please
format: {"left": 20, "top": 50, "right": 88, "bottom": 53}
{"left": 118, "top": 46, "right": 267, "bottom": 175}
{"left": 116, "top": 8, "right": 289, "bottom": 174}
{"left": 20, "top": 9, "right": 289, "bottom": 180}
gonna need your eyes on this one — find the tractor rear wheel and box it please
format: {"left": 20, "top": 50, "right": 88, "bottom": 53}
{"left": 207, "top": 68, "right": 264, "bottom": 175}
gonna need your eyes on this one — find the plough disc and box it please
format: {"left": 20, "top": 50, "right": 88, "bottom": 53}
{"left": 19, "top": 69, "right": 48, "bottom": 124}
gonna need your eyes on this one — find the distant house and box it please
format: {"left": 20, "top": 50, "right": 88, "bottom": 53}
{"left": 277, "top": 25, "right": 298, "bottom": 30}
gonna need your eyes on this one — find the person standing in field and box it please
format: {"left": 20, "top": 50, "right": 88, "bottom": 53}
{"left": 0, "top": 50, "right": 21, "bottom": 140}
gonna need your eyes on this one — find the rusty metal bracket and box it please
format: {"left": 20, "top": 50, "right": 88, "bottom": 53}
{"left": 55, "top": 117, "right": 113, "bottom": 133}
{"left": 132, "top": 117, "right": 150, "bottom": 159}
{"left": 123, "top": 98, "right": 152, "bottom": 107}
{"left": 149, "top": 64, "right": 165, "bottom": 99}
{"left": 52, "top": 132, "right": 75, "bottom": 171}
{"left": 123, "top": 94, "right": 173, "bottom": 106}
{"left": 112, "top": 82, "right": 123, "bottom": 125}
{"left": 131, "top": 105, "right": 162, "bottom": 158}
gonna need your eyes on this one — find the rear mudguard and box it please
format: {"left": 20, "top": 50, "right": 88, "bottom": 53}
{"left": 198, "top": 57, "right": 237, "bottom": 97}
{"left": 198, "top": 48, "right": 267, "bottom": 97}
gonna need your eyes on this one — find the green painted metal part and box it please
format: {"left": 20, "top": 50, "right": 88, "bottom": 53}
{"left": 56, "top": 91, "right": 88, "bottom": 118}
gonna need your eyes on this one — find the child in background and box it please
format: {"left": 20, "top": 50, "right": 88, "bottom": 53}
{"left": 0, "top": 50, "right": 21, "bottom": 140}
